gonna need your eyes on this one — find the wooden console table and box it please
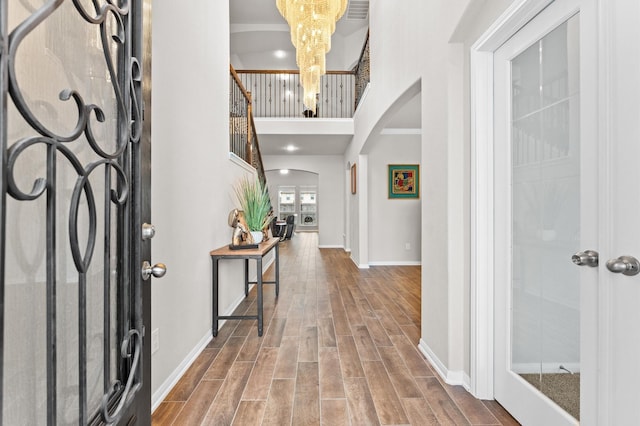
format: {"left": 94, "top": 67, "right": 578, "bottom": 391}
{"left": 210, "top": 237, "right": 279, "bottom": 337}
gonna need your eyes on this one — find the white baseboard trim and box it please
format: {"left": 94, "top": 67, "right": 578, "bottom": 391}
{"left": 151, "top": 254, "right": 275, "bottom": 412}
{"left": 349, "top": 254, "right": 370, "bottom": 269}
{"left": 318, "top": 245, "right": 345, "bottom": 249}
{"left": 151, "top": 330, "right": 212, "bottom": 412}
{"left": 419, "top": 339, "right": 470, "bottom": 390}
{"left": 463, "top": 372, "right": 471, "bottom": 391}
{"left": 368, "top": 261, "right": 422, "bottom": 266}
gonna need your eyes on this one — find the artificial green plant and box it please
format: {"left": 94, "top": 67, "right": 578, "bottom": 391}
{"left": 233, "top": 176, "right": 273, "bottom": 231}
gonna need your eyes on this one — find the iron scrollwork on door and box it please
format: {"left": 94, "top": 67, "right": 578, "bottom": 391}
{"left": 1, "top": 0, "right": 143, "bottom": 424}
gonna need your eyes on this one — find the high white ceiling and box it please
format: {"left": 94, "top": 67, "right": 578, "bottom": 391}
{"left": 230, "top": 1, "right": 421, "bottom": 155}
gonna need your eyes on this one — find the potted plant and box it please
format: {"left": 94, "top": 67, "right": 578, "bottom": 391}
{"left": 233, "top": 176, "right": 273, "bottom": 243}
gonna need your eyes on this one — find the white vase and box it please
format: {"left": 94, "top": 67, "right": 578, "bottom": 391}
{"left": 250, "top": 231, "right": 263, "bottom": 244}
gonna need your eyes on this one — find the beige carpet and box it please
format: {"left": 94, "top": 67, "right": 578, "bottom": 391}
{"left": 520, "top": 373, "right": 580, "bottom": 420}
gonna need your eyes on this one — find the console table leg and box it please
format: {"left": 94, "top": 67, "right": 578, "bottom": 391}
{"left": 257, "top": 258, "right": 263, "bottom": 336}
{"left": 244, "top": 259, "right": 249, "bottom": 297}
{"left": 275, "top": 243, "right": 280, "bottom": 297}
{"left": 212, "top": 258, "right": 219, "bottom": 337}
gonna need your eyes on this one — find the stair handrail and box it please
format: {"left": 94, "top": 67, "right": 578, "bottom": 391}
{"left": 230, "top": 64, "right": 270, "bottom": 206}
{"left": 353, "top": 29, "right": 370, "bottom": 111}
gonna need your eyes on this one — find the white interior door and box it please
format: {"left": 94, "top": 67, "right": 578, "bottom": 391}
{"left": 494, "top": 0, "right": 640, "bottom": 424}
{"left": 493, "top": 1, "right": 585, "bottom": 424}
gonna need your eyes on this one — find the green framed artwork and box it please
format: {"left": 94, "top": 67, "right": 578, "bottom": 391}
{"left": 388, "top": 164, "right": 420, "bottom": 199}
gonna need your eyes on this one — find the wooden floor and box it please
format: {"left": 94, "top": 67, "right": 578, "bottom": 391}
{"left": 152, "top": 232, "right": 518, "bottom": 425}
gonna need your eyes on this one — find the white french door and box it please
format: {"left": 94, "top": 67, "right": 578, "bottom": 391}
{"left": 494, "top": 0, "right": 585, "bottom": 424}
{"left": 493, "top": 0, "right": 640, "bottom": 424}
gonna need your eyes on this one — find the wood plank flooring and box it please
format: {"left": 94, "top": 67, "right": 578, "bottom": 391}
{"left": 152, "top": 232, "right": 518, "bottom": 425}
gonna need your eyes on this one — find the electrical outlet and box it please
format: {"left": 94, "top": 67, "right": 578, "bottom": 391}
{"left": 151, "top": 328, "right": 160, "bottom": 354}
{"left": 405, "top": 243, "right": 411, "bottom": 250}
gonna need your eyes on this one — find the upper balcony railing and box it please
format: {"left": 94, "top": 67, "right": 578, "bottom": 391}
{"left": 235, "top": 70, "right": 355, "bottom": 119}
{"left": 235, "top": 30, "right": 370, "bottom": 119}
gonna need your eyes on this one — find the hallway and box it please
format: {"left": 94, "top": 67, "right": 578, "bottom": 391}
{"left": 152, "top": 233, "right": 517, "bottom": 425}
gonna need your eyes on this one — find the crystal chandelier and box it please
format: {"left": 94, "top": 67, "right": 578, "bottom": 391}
{"left": 276, "top": 0, "right": 348, "bottom": 113}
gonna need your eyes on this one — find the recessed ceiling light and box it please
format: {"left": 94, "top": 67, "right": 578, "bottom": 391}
{"left": 274, "top": 50, "right": 286, "bottom": 59}
{"left": 285, "top": 145, "right": 297, "bottom": 152}
{"left": 280, "top": 169, "right": 289, "bottom": 175}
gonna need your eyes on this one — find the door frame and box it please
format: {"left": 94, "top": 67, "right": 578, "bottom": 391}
{"left": 470, "top": 0, "right": 601, "bottom": 422}
{"left": 470, "top": 0, "right": 555, "bottom": 400}
{"left": 132, "top": 0, "right": 154, "bottom": 423}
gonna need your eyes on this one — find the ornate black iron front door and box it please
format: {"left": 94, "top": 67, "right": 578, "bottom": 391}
{"left": 0, "top": 0, "right": 151, "bottom": 424}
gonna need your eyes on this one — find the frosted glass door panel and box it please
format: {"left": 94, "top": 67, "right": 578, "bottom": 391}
{"left": 511, "top": 15, "right": 581, "bottom": 419}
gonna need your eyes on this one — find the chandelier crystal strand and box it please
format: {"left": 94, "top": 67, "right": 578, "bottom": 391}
{"left": 277, "top": 0, "right": 348, "bottom": 113}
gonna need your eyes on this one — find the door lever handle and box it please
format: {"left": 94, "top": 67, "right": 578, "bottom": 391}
{"left": 606, "top": 255, "right": 640, "bottom": 276}
{"left": 571, "top": 250, "right": 599, "bottom": 267}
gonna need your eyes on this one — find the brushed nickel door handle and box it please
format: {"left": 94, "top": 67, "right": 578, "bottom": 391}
{"left": 605, "top": 255, "right": 640, "bottom": 276}
{"left": 571, "top": 250, "right": 599, "bottom": 267}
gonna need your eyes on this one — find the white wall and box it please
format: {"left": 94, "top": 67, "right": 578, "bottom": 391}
{"left": 343, "top": 0, "right": 465, "bottom": 380}
{"left": 262, "top": 155, "right": 345, "bottom": 248}
{"left": 367, "top": 135, "right": 421, "bottom": 264}
{"left": 347, "top": 161, "right": 358, "bottom": 262}
{"left": 341, "top": 27, "right": 370, "bottom": 69}
{"left": 151, "top": 0, "right": 261, "bottom": 407}
{"left": 356, "top": 155, "right": 369, "bottom": 267}
{"left": 327, "top": 28, "right": 371, "bottom": 70}
{"left": 342, "top": 0, "right": 517, "bottom": 386}
{"left": 449, "top": 0, "right": 516, "bottom": 379}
